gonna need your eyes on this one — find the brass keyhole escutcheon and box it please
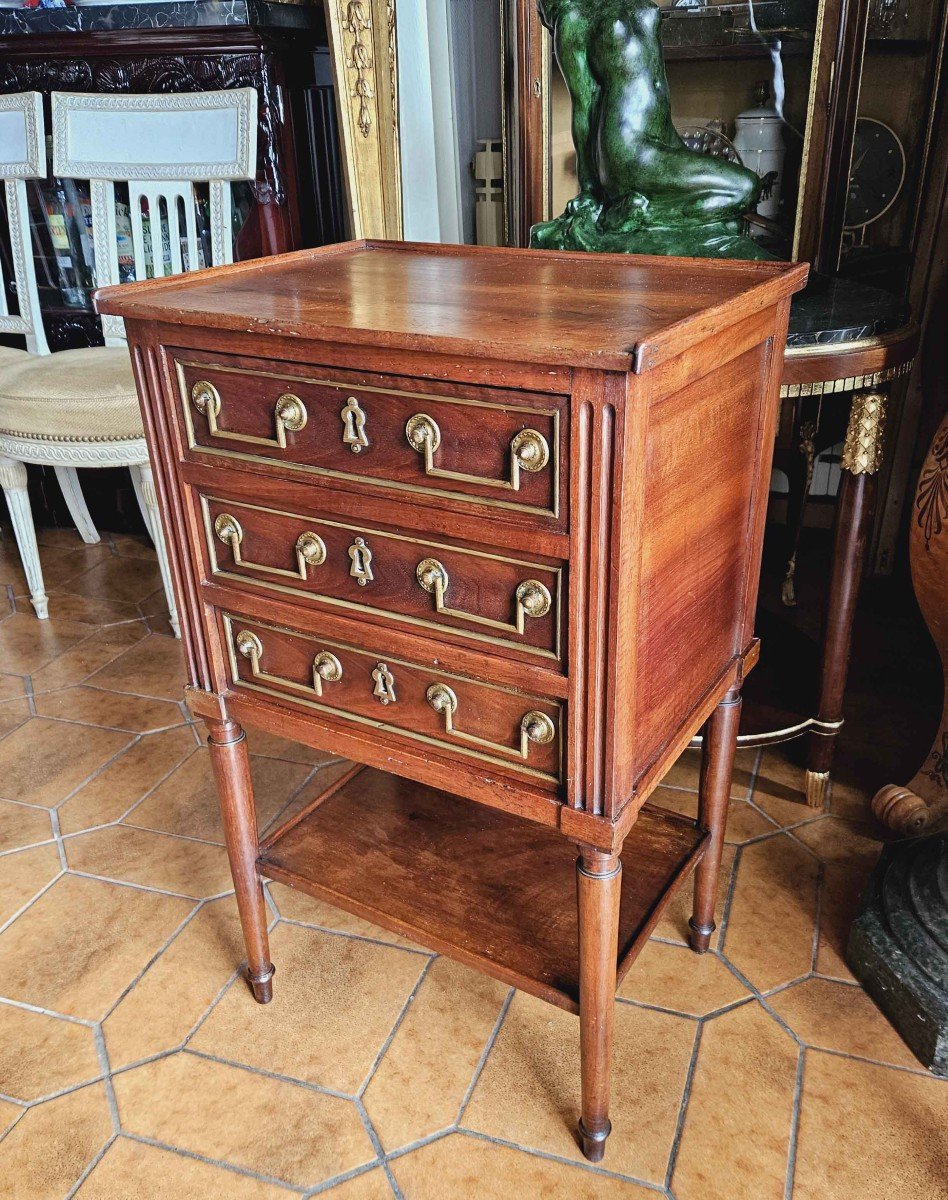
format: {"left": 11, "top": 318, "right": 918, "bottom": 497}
{"left": 372, "top": 662, "right": 397, "bottom": 705}
{"left": 348, "top": 536, "right": 374, "bottom": 586}
{"left": 341, "top": 395, "right": 369, "bottom": 453}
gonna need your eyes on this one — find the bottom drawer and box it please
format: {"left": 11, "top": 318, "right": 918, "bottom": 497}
{"left": 220, "top": 612, "right": 563, "bottom": 786}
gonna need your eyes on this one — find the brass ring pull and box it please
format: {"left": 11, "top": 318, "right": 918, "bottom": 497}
{"left": 191, "top": 380, "right": 308, "bottom": 450}
{"left": 416, "top": 558, "right": 551, "bottom": 634}
{"left": 405, "top": 413, "right": 550, "bottom": 492}
{"left": 234, "top": 629, "right": 342, "bottom": 698}
{"left": 426, "top": 683, "right": 556, "bottom": 760}
{"left": 214, "top": 512, "right": 326, "bottom": 580}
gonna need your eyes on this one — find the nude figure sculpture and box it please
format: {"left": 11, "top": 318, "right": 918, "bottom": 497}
{"left": 530, "top": 0, "right": 768, "bottom": 259}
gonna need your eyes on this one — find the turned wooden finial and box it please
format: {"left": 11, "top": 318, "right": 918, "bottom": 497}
{"left": 872, "top": 784, "right": 931, "bottom": 836}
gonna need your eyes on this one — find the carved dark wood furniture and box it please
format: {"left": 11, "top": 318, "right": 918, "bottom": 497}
{"left": 95, "top": 241, "right": 806, "bottom": 1161}
{"left": 736, "top": 276, "right": 920, "bottom": 805}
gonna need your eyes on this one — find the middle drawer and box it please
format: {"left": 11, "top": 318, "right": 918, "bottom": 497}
{"left": 195, "top": 491, "right": 565, "bottom": 666}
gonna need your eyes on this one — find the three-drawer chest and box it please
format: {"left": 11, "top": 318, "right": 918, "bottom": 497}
{"left": 96, "top": 241, "right": 807, "bottom": 1162}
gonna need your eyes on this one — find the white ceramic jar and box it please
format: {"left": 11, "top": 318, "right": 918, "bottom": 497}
{"left": 733, "top": 89, "right": 786, "bottom": 220}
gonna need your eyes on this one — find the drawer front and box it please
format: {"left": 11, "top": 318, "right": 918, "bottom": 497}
{"left": 175, "top": 355, "right": 562, "bottom": 520}
{"left": 220, "top": 612, "right": 563, "bottom": 786}
{"left": 200, "top": 494, "right": 564, "bottom": 664}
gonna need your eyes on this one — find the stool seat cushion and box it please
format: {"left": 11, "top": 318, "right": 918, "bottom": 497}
{"left": 0, "top": 346, "right": 143, "bottom": 442}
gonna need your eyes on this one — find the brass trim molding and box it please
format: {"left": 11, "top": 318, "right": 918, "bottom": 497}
{"left": 200, "top": 493, "right": 564, "bottom": 662}
{"left": 779, "top": 359, "right": 912, "bottom": 399}
{"left": 223, "top": 612, "right": 563, "bottom": 783}
{"left": 177, "top": 359, "right": 562, "bottom": 520}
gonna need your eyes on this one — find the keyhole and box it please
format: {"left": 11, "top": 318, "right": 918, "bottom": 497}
{"left": 341, "top": 396, "right": 369, "bottom": 453}
{"left": 348, "top": 536, "right": 374, "bottom": 586}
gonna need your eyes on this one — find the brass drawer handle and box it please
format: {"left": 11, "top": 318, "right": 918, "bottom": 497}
{"left": 192, "top": 381, "right": 308, "bottom": 450}
{"left": 405, "top": 413, "right": 549, "bottom": 491}
{"left": 426, "top": 683, "right": 555, "bottom": 760}
{"left": 416, "top": 558, "right": 551, "bottom": 635}
{"left": 214, "top": 513, "right": 326, "bottom": 580}
{"left": 235, "top": 629, "right": 342, "bottom": 698}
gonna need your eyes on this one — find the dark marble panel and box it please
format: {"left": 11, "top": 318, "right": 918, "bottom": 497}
{"left": 0, "top": 0, "right": 320, "bottom": 38}
{"left": 787, "top": 273, "right": 911, "bottom": 347}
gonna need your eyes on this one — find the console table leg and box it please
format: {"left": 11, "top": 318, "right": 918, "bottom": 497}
{"left": 690, "top": 689, "right": 742, "bottom": 954}
{"left": 207, "top": 718, "right": 275, "bottom": 1003}
{"left": 577, "top": 849, "right": 621, "bottom": 1162}
{"left": 806, "top": 390, "right": 887, "bottom": 807}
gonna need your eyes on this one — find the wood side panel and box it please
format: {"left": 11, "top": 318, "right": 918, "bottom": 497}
{"left": 629, "top": 337, "right": 775, "bottom": 785}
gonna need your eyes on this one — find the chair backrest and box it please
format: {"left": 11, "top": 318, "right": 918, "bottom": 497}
{"left": 0, "top": 92, "right": 49, "bottom": 355}
{"left": 51, "top": 89, "right": 258, "bottom": 345}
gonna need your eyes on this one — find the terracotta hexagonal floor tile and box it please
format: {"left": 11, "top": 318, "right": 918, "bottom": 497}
{"left": 462, "top": 991, "right": 695, "bottom": 1183}
{"left": 391, "top": 1134, "right": 657, "bottom": 1198}
{"left": 671, "top": 1001, "right": 798, "bottom": 1200}
{"left": 0, "top": 842, "right": 62, "bottom": 926}
{"left": 128, "top": 750, "right": 312, "bottom": 844}
{"left": 768, "top": 978, "right": 918, "bottom": 1068}
{"left": 650, "top": 785, "right": 777, "bottom": 845}
{"left": 244, "top": 726, "right": 341, "bottom": 765}
{"left": 33, "top": 686, "right": 187, "bottom": 734}
{"left": 752, "top": 748, "right": 816, "bottom": 827}
{"left": 190, "top": 921, "right": 427, "bottom": 1094}
{"left": 0, "top": 697, "right": 30, "bottom": 739}
{"left": 86, "top": 632, "right": 186, "bottom": 701}
{"left": 0, "top": 1082, "right": 113, "bottom": 1200}
{"left": 58, "top": 728, "right": 199, "bottom": 836}
{"left": 0, "top": 798, "right": 53, "bottom": 852}
{"left": 0, "top": 1003, "right": 102, "bottom": 1101}
{"left": 661, "top": 746, "right": 758, "bottom": 798}
{"left": 64, "top": 825, "right": 233, "bottom": 899}
{"left": 0, "top": 718, "right": 133, "bottom": 808}
{"left": 792, "top": 1051, "right": 948, "bottom": 1200}
{"left": 0, "top": 612, "right": 97, "bottom": 675}
{"left": 617, "top": 940, "right": 749, "bottom": 1016}
{"left": 113, "top": 1052, "right": 375, "bottom": 1189}
{"left": 721, "top": 833, "right": 819, "bottom": 992}
{"left": 0, "top": 673, "right": 26, "bottom": 702}
{"left": 52, "top": 554, "right": 164, "bottom": 608}
{"left": 27, "top": 622, "right": 149, "bottom": 695}
{"left": 103, "top": 895, "right": 246, "bottom": 1069}
{"left": 653, "top": 843, "right": 736, "bottom": 950}
{"left": 363, "top": 957, "right": 509, "bottom": 1150}
{"left": 73, "top": 1136, "right": 289, "bottom": 1199}
{"left": 0, "top": 874, "right": 193, "bottom": 1021}
{"left": 39, "top": 591, "right": 142, "bottom": 628}
{"left": 320, "top": 1169, "right": 395, "bottom": 1199}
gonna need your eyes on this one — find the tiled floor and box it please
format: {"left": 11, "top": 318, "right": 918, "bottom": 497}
{"left": 0, "top": 527, "right": 946, "bottom": 1199}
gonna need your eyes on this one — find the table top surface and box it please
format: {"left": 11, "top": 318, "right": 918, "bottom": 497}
{"left": 95, "top": 239, "right": 808, "bottom": 374}
{"left": 786, "top": 273, "right": 912, "bottom": 349}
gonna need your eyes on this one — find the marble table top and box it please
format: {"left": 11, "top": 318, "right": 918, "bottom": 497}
{"left": 787, "top": 273, "right": 911, "bottom": 349}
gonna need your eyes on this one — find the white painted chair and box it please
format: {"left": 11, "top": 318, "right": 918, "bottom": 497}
{"left": 0, "top": 88, "right": 258, "bottom": 635}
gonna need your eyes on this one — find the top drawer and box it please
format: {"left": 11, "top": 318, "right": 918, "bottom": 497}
{"left": 172, "top": 351, "right": 564, "bottom": 524}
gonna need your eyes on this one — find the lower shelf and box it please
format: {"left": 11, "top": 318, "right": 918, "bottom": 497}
{"left": 258, "top": 766, "right": 707, "bottom": 1012}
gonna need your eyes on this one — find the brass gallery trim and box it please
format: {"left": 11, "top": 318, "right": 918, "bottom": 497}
{"left": 689, "top": 714, "right": 844, "bottom": 749}
{"left": 199, "top": 493, "right": 564, "bottom": 662}
{"left": 175, "top": 358, "right": 561, "bottom": 519}
{"left": 221, "top": 612, "right": 564, "bottom": 784}
{"left": 778, "top": 360, "right": 913, "bottom": 399}
{"left": 783, "top": 326, "right": 917, "bottom": 359}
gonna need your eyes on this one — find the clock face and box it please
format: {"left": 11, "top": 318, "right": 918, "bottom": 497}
{"left": 845, "top": 118, "right": 906, "bottom": 229}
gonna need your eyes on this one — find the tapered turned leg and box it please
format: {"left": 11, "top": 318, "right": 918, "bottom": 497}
{"left": 806, "top": 389, "right": 887, "bottom": 807}
{"left": 690, "top": 689, "right": 742, "bottom": 954}
{"left": 207, "top": 718, "right": 274, "bottom": 1003}
{"left": 577, "top": 849, "right": 622, "bottom": 1162}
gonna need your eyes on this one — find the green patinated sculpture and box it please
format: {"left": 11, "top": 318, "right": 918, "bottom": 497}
{"left": 531, "top": 0, "right": 769, "bottom": 259}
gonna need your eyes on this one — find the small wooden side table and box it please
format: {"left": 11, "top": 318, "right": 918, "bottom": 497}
{"left": 96, "top": 240, "right": 806, "bottom": 1161}
{"left": 726, "top": 275, "right": 919, "bottom": 806}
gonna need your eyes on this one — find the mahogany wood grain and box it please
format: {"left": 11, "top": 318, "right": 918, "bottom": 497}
{"left": 781, "top": 325, "right": 919, "bottom": 388}
{"left": 257, "top": 766, "right": 706, "bottom": 1012}
{"left": 689, "top": 690, "right": 743, "bottom": 954}
{"left": 206, "top": 718, "right": 274, "bottom": 1003}
{"left": 96, "top": 240, "right": 806, "bottom": 1162}
{"left": 95, "top": 240, "right": 808, "bottom": 374}
{"left": 577, "top": 850, "right": 622, "bottom": 1162}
